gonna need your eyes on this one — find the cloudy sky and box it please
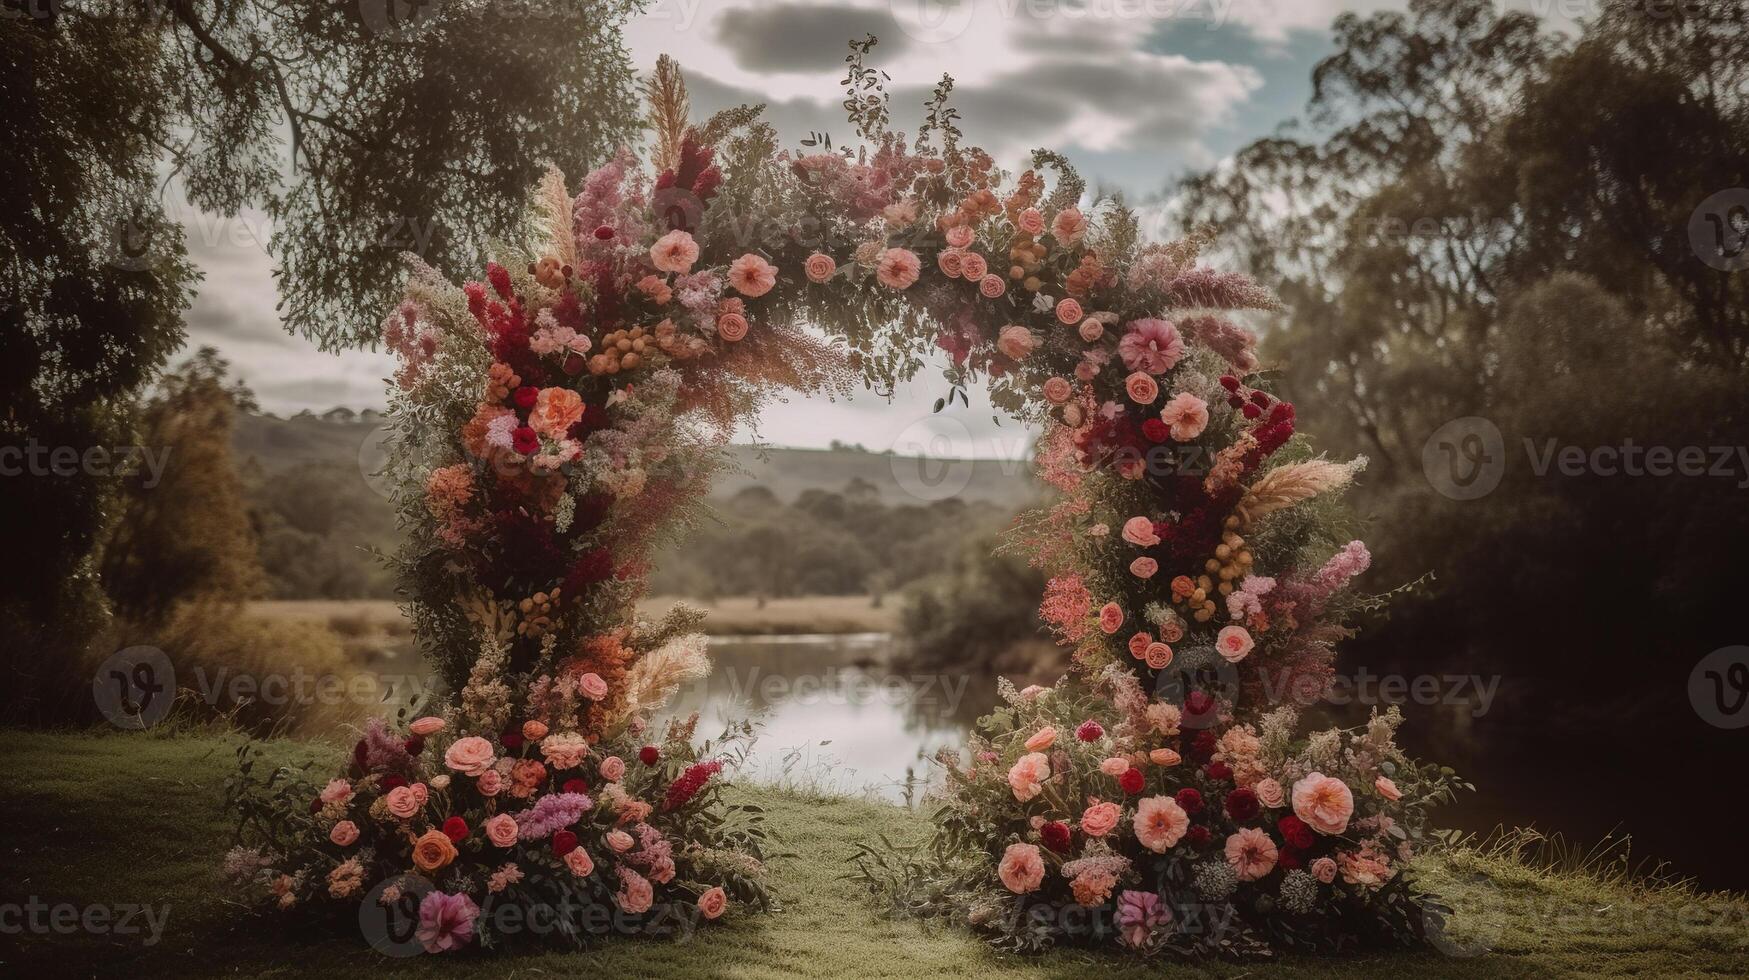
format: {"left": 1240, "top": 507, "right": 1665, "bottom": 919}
{"left": 180, "top": 0, "right": 1417, "bottom": 457}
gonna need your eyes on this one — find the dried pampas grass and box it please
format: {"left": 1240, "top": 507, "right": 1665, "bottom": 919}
{"left": 619, "top": 632, "right": 711, "bottom": 720}
{"left": 1236, "top": 457, "right": 1367, "bottom": 528}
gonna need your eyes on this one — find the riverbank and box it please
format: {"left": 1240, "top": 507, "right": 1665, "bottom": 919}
{"left": 5, "top": 731, "right": 1746, "bottom": 977}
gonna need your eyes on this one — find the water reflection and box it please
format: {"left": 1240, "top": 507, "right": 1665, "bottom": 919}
{"left": 659, "top": 634, "right": 997, "bottom": 800}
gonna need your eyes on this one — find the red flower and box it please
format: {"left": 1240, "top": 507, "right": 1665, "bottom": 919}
{"left": 512, "top": 426, "right": 540, "bottom": 455}
{"left": 639, "top": 745, "right": 661, "bottom": 766}
{"left": 1224, "top": 788, "right": 1260, "bottom": 822}
{"left": 1174, "top": 787, "right": 1204, "bottom": 814}
{"left": 380, "top": 775, "right": 407, "bottom": 790}
{"left": 513, "top": 385, "right": 540, "bottom": 410}
{"left": 593, "top": 224, "right": 616, "bottom": 240}
{"left": 1040, "top": 820, "right": 1072, "bottom": 854}
{"left": 1184, "top": 691, "right": 1215, "bottom": 718}
{"left": 1241, "top": 402, "right": 1262, "bottom": 420}
{"left": 1119, "top": 768, "right": 1145, "bottom": 794}
{"left": 1186, "top": 825, "right": 1211, "bottom": 847}
{"left": 485, "top": 261, "right": 513, "bottom": 301}
{"left": 1075, "top": 720, "right": 1104, "bottom": 742}
{"left": 661, "top": 760, "right": 723, "bottom": 811}
{"left": 552, "top": 830, "right": 578, "bottom": 856}
{"left": 1219, "top": 375, "right": 1241, "bottom": 392}
{"left": 442, "top": 816, "right": 468, "bottom": 843}
{"left": 1249, "top": 390, "right": 1270, "bottom": 407}
{"left": 403, "top": 735, "right": 424, "bottom": 756}
{"left": 1140, "top": 418, "right": 1170, "bottom": 443}
{"left": 1189, "top": 730, "right": 1217, "bottom": 760}
{"left": 499, "top": 728, "right": 525, "bottom": 752}
{"left": 1227, "top": 394, "right": 1246, "bottom": 409}
{"left": 1278, "top": 815, "right": 1315, "bottom": 850}
{"left": 1205, "top": 761, "right": 1233, "bottom": 782}
{"left": 562, "top": 778, "right": 590, "bottom": 795}
{"left": 1277, "top": 846, "right": 1303, "bottom": 871}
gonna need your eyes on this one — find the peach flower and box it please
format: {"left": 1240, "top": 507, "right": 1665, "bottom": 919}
{"left": 1146, "top": 702, "right": 1182, "bottom": 736}
{"left": 477, "top": 769, "right": 504, "bottom": 796}
{"left": 531, "top": 387, "right": 585, "bottom": 440}
{"left": 606, "top": 829, "right": 635, "bottom": 853}
{"left": 1052, "top": 207, "right": 1087, "bottom": 243}
{"left": 945, "top": 225, "right": 974, "bottom": 248}
{"left": 804, "top": 252, "right": 836, "bottom": 283}
{"left": 1149, "top": 748, "right": 1182, "bottom": 767}
{"left": 998, "top": 843, "right": 1046, "bottom": 893}
{"left": 320, "top": 778, "right": 353, "bottom": 805}
{"left": 1375, "top": 776, "right": 1403, "bottom": 801}
{"left": 979, "top": 273, "right": 1006, "bottom": 298}
{"left": 1098, "top": 602, "right": 1124, "bottom": 634}
{"left": 484, "top": 814, "right": 518, "bottom": 848}
{"left": 1159, "top": 392, "right": 1210, "bottom": 441}
{"left": 1025, "top": 727, "right": 1057, "bottom": 752}
{"left": 716, "top": 312, "right": 749, "bottom": 342}
{"left": 579, "top": 672, "right": 608, "bottom": 700}
{"left": 875, "top": 248, "right": 921, "bottom": 289}
{"left": 1100, "top": 756, "right": 1130, "bottom": 777}
{"left": 937, "top": 248, "right": 964, "bottom": 278}
{"left": 330, "top": 820, "right": 359, "bottom": 846}
{"left": 650, "top": 229, "right": 700, "bottom": 274}
{"left": 1017, "top": 207, "right": 1045, "bottom": 236}
{"left": 617, "top": 870, "right": 654, "bottom": 914}
{"left": 997, "top": 325, "right": 1037, "bottom": 361}
{"left": 1133, "top": 796, "right": 1190, "bottom": 853}
{"left": 564, "top": 848, "right": 595, "bottom": 877}
{"left": 1081, "top": 801, "right": 1121, "bottom": 837}
{"left": 1254, "top": 778, "right": 1285, "bottom": 808}
{"left": 1007, "top": 752, "right": 1052, "bottom": 802}
{"left": 1056, "top": 297, "right": 1084, "bottom": 325}
{"left": 1078, "top": 318, "right": 1104, "bottom": 343}
{"left": 1128, "top": 631, "right": 1153, "bottom": 659}
{"left": 411, "top": 829, "right": 458, "bottom": 872}
{"left": 728, "top": 253, "right": 777, "bottom": 296}
{"left": 697, "top": 886, "right": 728, "bottom": 920}
{"left": 444, "top": 736, "right": 495, "bottom": 776}
{"left": 1124, "top": 371, "right": 1160, "bottom": 405}
{"left": 599, "top": 756, "right": 626, "bottom": 782}
{"left": 1144, "top": 642, "right": 1173, "bottom": 669}
{"left": 409, "top": 717, "right": 446, "bottom": 737}
{"left": 1042, "top": 377, "right": 1072, "bottom": 404}
{"left": 1129, "top": 557, "right": 1159, "bottom": 579}
{"left": 1292, "top": 772, "right": 1355, "bottom": 836}
{"left": 960, "top": 252, "right": 988, "bottom": 280}
{"left": 1311, "top": 856, "right": 1339, "bottom": 883}
{"left": 1225, "top": 827, "right": 1280, "bottom": 881}
{"left": 385, "top": 785, "right": 422, "bottom": 820}
{"left": 1216, "top": 625, "right": 1254, "bottom": 663}
{"left": 1122, "top": 516, "right": 1160, "bottom": 547}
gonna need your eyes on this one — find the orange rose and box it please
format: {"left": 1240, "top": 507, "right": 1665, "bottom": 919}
{"left": 531, "top": 387, "right": 585, "bottom": 440}
{"left": 716, "top": 312, "right": 749, "bottom": 342}
{"left": 411, "top": 829, "right": 457, "bottom": 872}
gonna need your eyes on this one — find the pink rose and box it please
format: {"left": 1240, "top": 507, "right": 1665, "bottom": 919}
{"left": 803, "top": 252, "right": 836, "bottom": 283}
{"left": 875, "top": 248, "right": 921, "bottom": 289}
{"left": 1292, "top": 772, "right": 1356, "bottom": 836}
{"left": 563, "top": 848, "right": 595, "bottom": 877}
{"left": 1122, "top": 516, "right": 1160, "bottom": 547}
{"left": 484, "top": 814, "right": 518, "bottom": 848}
{"left": 408, "top": 717, "right": 446, "bottom": 737}
{"left": 579, "top": 672, "right": 608, "bottom": 700}
{"left": 1225, "top": 827, "right": 1280, "bottom": 881}
{"left": 1133, "top": 796, "right": 1190, "bottom": 853}
{"left": 616, "top": 869, "right": 654, "bottom": 914}
{"left": 1144, "top": 642, "right": 1173, "bottom": 669}
{"left": 1375, "top": 776, "right": 1403, "bottom": 801}
{"left": 1025, "top": 727, "right": 1057, "bottom": 752}
{"left": 728, "top": 253, "right": 777, "bottom": 296}
{"left": 697, "top": 886, "right": 728, "bottom": 920}
{"left": 1080, "top": 801, "right": 1121, "bottom": 837}
{"left": 600, "top": 756, "right": 626, "bottom": 782}
{"left": 650, "top": 229, "right": 700, "bottom": 274}
{"left": 1017, "top": 207, "right": 1045, "bottom": 236}
{"left": 1007, "top": 752, "right": 1051, "bottom": 802}
{"left": 476, "top": 769, "right": 503, "bottom": 796}
{"left": 606, "top": 829, "right": 635, "bottom": 853}
{"left": 444, "top": 736, "right": 495, "bottom": 776}
{"left": 1130, "top": 556, "right": 1159, "bottom": 579}
{"left": 998, "top": 843, "right": 1045, "bottom": 893}
{"left": 945, "top": 225, "right": 974, "bottom": 248}
{"left": 1052, "top": 207, "right": 1086, "bottom": 243}
{"left": 1216, "top": 625, "right": 1254, "bottom": 663}
{"left": 997, "top": 325, "right": 1037, "bottom": 361}
{"left": 1254, "top": 778, "right": 1285, "bottom": 808}
{"left": 1124, "top": 371, "right": 1160, "bottom": 405}
{"left": 1312, "top": 856, "right": 1339, "bottom": 884}
{"left": 1078, "top": 317, "right": 1104, "bottom": 343}
{"left": 319, "top": 778, "right": 353, "bottom": 805}
{"left": 1056, "top": 297, "right": 1084, "bottom": 325}
{"left": 1097, "top": 602, "right": 1124, "bottom": 634}
{"left": 1099, "top": 756, "right": 1130, "bottom": 777}
{"left": 979, "top": 274, "right": 1006, "bottom": 298}
{"left": 937, "top": 249, "right": 964, "bottom": 278}
{"left": 384, "top": 786, "right": 421, "bottom": 820}
{"left": 1042, "top": 376, "right": 1072, "bottom": 404}
{"left": 1160, "top": 393, "right": 1209, "bottom": 441}
{"left": 330, "top": 820, "right": 359, "bottom": 846}
{"left": 716, "top": 312, "right": 749, "bottom": 342}
{"left": 960, "top": 251, "right": 988, "bottom": 280}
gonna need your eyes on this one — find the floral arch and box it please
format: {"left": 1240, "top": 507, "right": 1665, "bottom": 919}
{"left": 227, "top": 53, "right": 1456, "bottom": 959}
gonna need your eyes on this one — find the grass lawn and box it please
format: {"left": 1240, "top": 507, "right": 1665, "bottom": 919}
{"left": 3, "top": 731, "right": 1745, "bottom": 977}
